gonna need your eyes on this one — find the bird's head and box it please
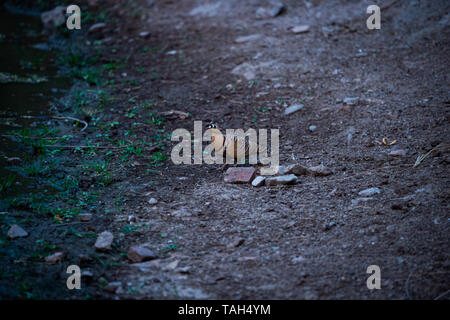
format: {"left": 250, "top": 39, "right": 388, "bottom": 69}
{"left": 205, "top": 123, "right": 219, "bottom": 130}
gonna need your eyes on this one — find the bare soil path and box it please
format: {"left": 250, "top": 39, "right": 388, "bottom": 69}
{"left": 1, "top": 0, "right": 448, "bottom": 299}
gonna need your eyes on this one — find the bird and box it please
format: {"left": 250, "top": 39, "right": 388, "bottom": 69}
{"left": 205, "top": 123, "right": 261, "bottom": 170}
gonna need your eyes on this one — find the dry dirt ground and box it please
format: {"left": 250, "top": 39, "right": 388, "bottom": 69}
{"left": 1, "top": 0, "right": 449, "bottom": 299}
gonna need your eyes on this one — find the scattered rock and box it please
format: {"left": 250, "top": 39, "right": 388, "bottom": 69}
{"left": 95, "top": 231, "right": 114, "bottom": 251}
{"left": 346, "top": 126, "right": 356, "bottom": 145}
{"left": 6, "top": 157, "right": 22, "bottom": 165}
{"left": 283, "top": 164, "right": 309, "bottom": 176}
{"left": 88, "top": 23, "right": 106, "bottom": 34}
{"left": 130, "top": 259, "right": 161, "bottom": 272}
{"left": 148, "top": 198, "right": 158, "bottom": 205}
{"left": 41, "top": 6, "right": 66, "bottom": 30}
{"left": 178, "top": 266, "right": 191, "bottom": 274}
{"left": 323, "top": 221, "right": 336, "bottom": 231}
{"left": 256, "top": 91, "right": 269, "bottom": 98}
{"left": 256, "top": 1, "right": 285, "bottom": 19}
{"left": 253, "top": 52, "right": 263, "bottom": 59}
{"left": 189, "top": 2, "right": 222, "bottom": 17}
{"left": 352, "top": 197, "right": 375, "bottom": 206}
{"left": 172, "top": 208, "right": 192, "bottom": 218}
{"left": 128, "top": 245, "right": 156, "bottom": 263}
{"left": 7, "top": 224, "right": 28, "bottom": 239}
{"left": 358, "top": 187, "right": 381, "bottom": 197}
{"left": 251, "top": 176, "right": 266, "bottom": 187}
{"left": 78, "top": 213, "right": 92, "bottom": 222}
{"left": 276, "top": 165, "right": 287, "bottom": 175}
{"left": 307, "top": 164, "right": 332, "bottom": 177}
{"left": 81, "top": 270, "right": 94, "bottom": 278}
{"left": 138, "top": 31, "right": 150, "bottom": 38}
{"left": 309, "top": 125, "right": 317, "bottom": 132}
{"left": 164, "top": 260, "right": 179, "bottom": 270}
{"left": 292, "top": 256, "right": 306, "bottom": 263}
{"left": 45, "top": 252, "right": 64, "bottom": 264}
{"left": 224, "top": 167, "right": 256, "bottom": 184}
{"left": 343, "top": 97, "right": 359, "bottom": 105}
{"left": 227, "top": 237, "right": 245, "bottom": 248}
{"left": 238, "top": 256, "right": 258, "bottom": 262}
{"left": 265, "top": 174, "right": 297, "bottom": 186}
{"left": 284, "top": 104, "right": 304, "bottom": 115}
{"left": 389, "top": 149, "right": 407, "bottom": 157}
{"left": 292, "top": 25, "right": 310, "bottom": 34}
{"left": 235, "top": 34, "right": 261, "bottom": 43}
{"left": 231, "top": 62, "right": 256, "bottom": 80}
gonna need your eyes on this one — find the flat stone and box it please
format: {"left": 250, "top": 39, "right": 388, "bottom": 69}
{"left": 307, "top": 164, "right": 332, "bottom": 176}
{"left": 251, "top": 176, "right": 266, "bottom": 187}
{"left": 41, "top": 6, "right": 66, "bottom": 29}
{"left": 238, "top": 256, "right": 258, "bottom": 262}
{"left": 172, "top": 208, "right": 192, "bottom": 218}
{"left": 343, "top": 97, "right": 359, "bottom": 105}
{"left": 284, "top": 104, "right": 304, "bottom": 115}
{"left": 130, "top": 259, "right": 161, "bottom": 272}
{"left": 139, "top": 31, "right": 150, "bottom": 38}
{"left": 358, "top": 187, "right": 381, "bottom": 197}
{"left": 45, "top": 252, "right": 64, "bottom": 264}
{"left": 309, "top": 125, "right": 317, "bottom": 132}
{"left": 256, "top": 91, "right": 269, "bottom": 98}
{"left": 292, "top": 25, "right": 310, "bottom": 33}
{"left": 323, "top": 221, "right": 336, "bottom": 231}
{"left": 231, "top": 62, "right": 256, "bottom": 80}
{"left": 283, "top": 164, "right": 309, "bottom": 176}
{"left": 128, "top": 245, "right": 156, "bottom": 263}
{"left": 164, "top": 260, "right": 179, "bottom": 270}
{"left": 256, "top": 1, "right": 285, "bottom": 19}
{"left": 292, "top": 256, "right": 306, "bottom": 263}
{"left": 81, "top": 270, "right": 94, "bottom": 278}
{"left": 227, "top": 237, "right": 245, "bottom": 248}
{"left": 7, "top": 224, "right": 28, "bottom": 239}
{"left": 389, "top": 149, "right": 407, "bottom": 157}
{"left": 95, "top": 231, "right": 114, "bottom": 251}
{"left": 265, "top": 174, "right": 297, "bottom": 186}
{"left": 78, "top": 213, "right": 92, "bottom": 222}
{"left": 224, "top": 167, "right": 256, "bottom": 184}
{"left": 276, "top": 165, "right": 287, "bottom": 175}
{"left": 189, "top": 2, "right": 221, "bottom": 17}
{"left": 235, "top": 34, "right": 262, "bottom": 43}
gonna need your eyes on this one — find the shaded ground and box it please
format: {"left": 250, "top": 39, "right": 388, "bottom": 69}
{"left": 0, "top": 0, "right": 449, "bottom": 299}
